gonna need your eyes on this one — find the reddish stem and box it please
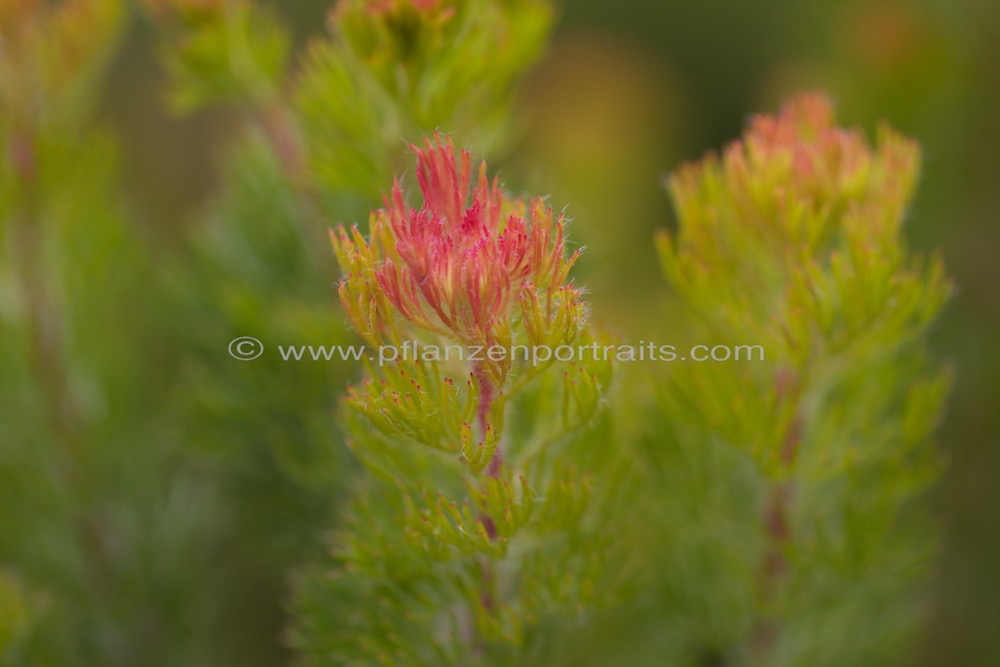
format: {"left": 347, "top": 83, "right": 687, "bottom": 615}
{"left": 751, "top": 412, "right": 803, "bottom": 659}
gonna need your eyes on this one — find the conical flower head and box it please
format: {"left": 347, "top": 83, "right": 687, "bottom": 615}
{"left": 334, "top": 134, "right": 580, "bottom": 345}
{"left": 732, "top": 92, "right": 883, "bottom": 203}
{"left": 666, "top": 92, "right": 920, "bottom": 260}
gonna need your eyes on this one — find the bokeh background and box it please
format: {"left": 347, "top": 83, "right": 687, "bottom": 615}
{"left": 54, "top": 0, "right": 1000, "bottom": 663}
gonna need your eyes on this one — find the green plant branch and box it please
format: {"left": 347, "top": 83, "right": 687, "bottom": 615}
{"left": 7, "top": 128, "right": 114, "bottom": 596}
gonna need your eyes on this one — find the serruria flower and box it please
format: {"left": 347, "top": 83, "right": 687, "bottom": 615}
{"left": 732, "top": 92, "right": 873, "bottom": 203}
{"left": 334, "top": 134, "right": 581, "bottom": 347}
{"left": 330, "top": 134, "right": 592, "bottom": 478}
{"left": 664, "top": 92, "right": 920, "bottom": 265}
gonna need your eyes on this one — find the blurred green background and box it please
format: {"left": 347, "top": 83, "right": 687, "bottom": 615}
{"left": 76, "top": 0, "right": 1000, "bottom": 663}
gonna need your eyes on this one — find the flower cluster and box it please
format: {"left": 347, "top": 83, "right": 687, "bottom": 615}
{"left": 735, "top": 92, "right": 871, "bottom": 194}
{"left": 331, "top": 135, "right": 593, "bottom": 474}
{"left": 332, "top": 0, "right": 458, "bottom": 66}
{"left": 666, "top": 92, "right": 920, "bottom": 259}
{"left": 332, "top": 135, "right": 582, "bottom": 381}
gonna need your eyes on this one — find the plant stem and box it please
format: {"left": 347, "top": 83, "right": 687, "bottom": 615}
{"left": 750, "top": 411, "right": 803, "bottom": 661}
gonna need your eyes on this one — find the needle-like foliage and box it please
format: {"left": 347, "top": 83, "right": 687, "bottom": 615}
{"left": 291, "top": 136, "right": 627, "bottom": 667}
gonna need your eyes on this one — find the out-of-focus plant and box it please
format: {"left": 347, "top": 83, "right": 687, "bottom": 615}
{"left": 290, "top": 135, "right": 627, "bottom": 667}
{"left": 299, "top": 0, "right": 552, "bottom": 202}
{"left": 2, "top": 0, "right": 556, "bottom": 665}
{"left": 145, "top": 0, "right": 553, "bottom": 215}
{"left": 0, "top": 572, "right": 27, "bottom": 657}
{"left": 1, "top": 1, "right": 231, "bottom": 665}
{"left": 559, "top": 93, "right": 950, "bottom": 667}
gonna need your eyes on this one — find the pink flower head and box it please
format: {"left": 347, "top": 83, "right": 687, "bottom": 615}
{"left": 667, "top": 92, "right": 919, "bottom": 256}
{"left": 369, "top": 134, "right": 579, "bottom": 343}
{"left": 731, "top": 92, "right": 872, "bottom": 198}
